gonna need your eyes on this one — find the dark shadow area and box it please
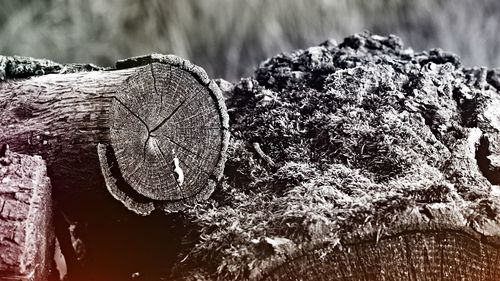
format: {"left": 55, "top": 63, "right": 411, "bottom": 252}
{"left": 81, "top": 211, "right": 186, "bottom": 281}
{"left": 476, "top": 135, "right": 500, "bottom": 184}
{"left": 52, "top": 172, "right": 190, "bottom": 281}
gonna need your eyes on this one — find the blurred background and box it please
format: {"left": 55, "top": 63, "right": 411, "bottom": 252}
{"left": 1, "top": 0, "right": 499, "bottom": 81}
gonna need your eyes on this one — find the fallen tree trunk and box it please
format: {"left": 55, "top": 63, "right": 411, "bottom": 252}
{"left": 169, "top": 32, "right": 500, "bottom": 281}
{"left": 258, "top": 221, "right": 500, "bottom": 281}
{"left": 3, "top": 33, "right": 500, "bottom": 281}
{"left": 0, "top": 147, "right": 55, "bottom": 281}
{"left": 0, "top": 54, "right": 229, "bottom": 216}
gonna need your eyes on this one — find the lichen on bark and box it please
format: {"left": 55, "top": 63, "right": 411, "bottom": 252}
{"left": 171, "top": 32, "right": 500, "bottom": 280}
{"left": 0, "top": 55, "right": 103, "bottom": 80}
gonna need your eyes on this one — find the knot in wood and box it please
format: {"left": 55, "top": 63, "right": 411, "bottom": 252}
{"left": 99, "top": 56, "right": 229, "bottom": 214}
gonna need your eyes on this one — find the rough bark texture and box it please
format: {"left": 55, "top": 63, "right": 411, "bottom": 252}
{"left": 0, "top": 54, "right": 229, "bottom": 216}
{"left": 0, "top": 147, "right": 54, "bottom": 281}
{"left": 0, "top": 55, "right": 102, "bottom": 81}
{"left": 4, "top": 33, "right": 500, "bottom": 281}
{"left": 169, "top": 32, "right": 500, "bottom": 281}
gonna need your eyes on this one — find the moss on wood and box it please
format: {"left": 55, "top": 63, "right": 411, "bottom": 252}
{"left": 171, "top": 32, "right": 500, "bottom": 280}
{"left": 4, "top": 33, "right": 500, "bottom": 280}
{"left": 0, "top": 55, "right": 103, "bottom": 80}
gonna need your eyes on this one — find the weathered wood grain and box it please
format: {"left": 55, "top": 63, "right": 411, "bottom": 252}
{"left": 0, "top": 148, "right": 54, "bottom": 281}
{"left": 0, "top": 54, "right": 229, "bottom": 216}
{"left": 259, "top": 224, "right": 500, "bottom": 281}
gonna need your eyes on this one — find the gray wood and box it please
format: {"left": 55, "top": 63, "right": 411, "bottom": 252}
{"left": 0, "top": 54, "right": 229, "bottom": 215}
{"left": 258, "top": 224, "right": 500, "bottom": 281}
{"left": 0, "top": 148, "right": 54, "bottom": 281}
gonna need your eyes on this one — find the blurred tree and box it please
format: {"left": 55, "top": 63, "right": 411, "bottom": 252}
{"left": 1, "top": 0, "right": 499, "bottom": 81}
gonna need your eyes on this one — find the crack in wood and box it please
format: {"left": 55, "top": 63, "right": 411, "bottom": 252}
{"left": 148, "top": 85, "right": 205, "bottom": 135}
{"left": 150, "top": 98, "right": 187, "bottom": 134}
{"left": 174, "top": 153, "right": 211, "bottom": 177}
{"left": 101, "top": 144, "right": 152, "bottom": 204}
{"left": 112, "top": 96, "right": 157, "bottom": 162}
{"left": 113, "top": 75, "right": 214, "bottom": 200}
{"left": 101, "top": 58, "right": 227, "bottom": 212}
{"left": 150, "top": 64, "right": 161, "bottom": 107}
{"left": 163, "top": 134, "right": 208, "bottom": 162}
{"left": 113, "top": 96, "right": 150, "bottom": 132}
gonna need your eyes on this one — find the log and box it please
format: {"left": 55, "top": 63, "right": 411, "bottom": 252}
{"left": 0, "top": 54, "right": 229, "bottom": 216}
{"left": 257, "top": 217, "right": 500, "bottom": 281}
{"left": 169, "top": 32, "right": 500, "bottom": 281}
{"left": 5, "top": 33, "right": 500, "bottom": 281}
{"left": 0, "top": 146, "right": 54, "bottom": 281}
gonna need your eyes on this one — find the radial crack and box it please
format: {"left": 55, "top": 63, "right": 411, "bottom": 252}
{"left": 151, "top": 86, "right": 205, "bottom": 133}
{"left": 150, "top": 64, "right": 160, "bottom": 105}
{"left": 164, "top": 135, "right": 206, "bottom": 161}
{"left": 174, "top": 151, "right": 211, "bottom": 177}
{"left": 150, "top": 98, "right": 188, "bottom": 133}
{"left": 113, "top": 96, "right": 150, "bottom": 132}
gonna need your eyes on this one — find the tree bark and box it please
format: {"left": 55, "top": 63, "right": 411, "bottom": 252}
{"left": 5, "top": 33, "right": 500, "bottom": 281}
{"left": 0, "top": 147, "right": 54, "bottom": 281}
{"left": 0, "top": 54, "right": 229, "bottom": 216}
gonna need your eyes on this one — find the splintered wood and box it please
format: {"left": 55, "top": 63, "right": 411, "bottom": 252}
{"left": 0, "top": 150, "right": 54, "bottom": 281}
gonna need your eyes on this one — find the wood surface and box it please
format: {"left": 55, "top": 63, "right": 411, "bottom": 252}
{"left": 0, "top": 148, "right": 54, "bottom": 281}
{"left": 258, "top": 224, "right": 500, "bottom": 281}
{"left": 0, "top": 54, "right": 229, "bottom": 215}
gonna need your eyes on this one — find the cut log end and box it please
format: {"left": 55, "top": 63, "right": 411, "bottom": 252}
{"left": 99, "top": 56, "right": 229, "bottom": 214}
